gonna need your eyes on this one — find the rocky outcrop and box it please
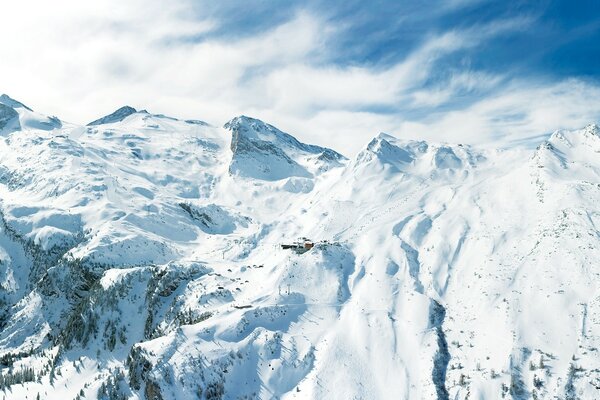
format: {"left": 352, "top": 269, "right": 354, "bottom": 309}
{"left": 87, "top": 106, "right": 137, "bottom": 126}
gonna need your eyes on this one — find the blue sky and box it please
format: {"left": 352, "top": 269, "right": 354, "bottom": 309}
{"left": 1, "top": 0, "right": 599, "bottom": 154}
{"left": 197, "top": 0, "right": 600, "bottom": 77}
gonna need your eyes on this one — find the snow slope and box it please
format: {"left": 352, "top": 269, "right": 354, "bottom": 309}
{"left": 0, "top": 94, "right": 63, "bottom": 135}
{"left": 0, "top": 96, "right": 599, "bottom": 400}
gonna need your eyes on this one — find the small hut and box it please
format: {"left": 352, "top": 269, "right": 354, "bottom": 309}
{"left": 281, "top": 238, "right": 315, "bottom": 254}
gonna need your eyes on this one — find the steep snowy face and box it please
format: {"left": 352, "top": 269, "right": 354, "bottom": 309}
{"left": 0, "top": 94, "right": 62, "bottom": 134}
{"left": 225, "top": 115, "right": 345, "bottom": 180}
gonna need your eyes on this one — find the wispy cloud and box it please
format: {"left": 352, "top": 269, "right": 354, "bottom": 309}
{"left": 0, "top": 0, "right": 599, "bottom": 156}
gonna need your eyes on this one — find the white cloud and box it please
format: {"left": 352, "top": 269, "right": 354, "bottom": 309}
{"left": 0, "top": 2, "right": 599, "bottom": 157}
{"left": 389, "top": 79, "right": 600, "bottom": 148}
{"left": 410, "top": 71, "right": 503, "bottom": 107}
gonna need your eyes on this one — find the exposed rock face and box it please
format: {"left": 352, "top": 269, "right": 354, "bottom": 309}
{"left": 0, "top": 94, "right": 32, "bottom": 111}
{"left": 225, "top": 115, "right": 344, "bottom": 180}
{"left": 87, "top": 105, "right": 137, "bottom": 125}
{"left": 0, "top": 104, "right": 19, "bottom": 131}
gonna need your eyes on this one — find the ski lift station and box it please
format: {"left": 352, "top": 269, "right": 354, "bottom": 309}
{"left": 280, "top": 238, "right": 315, "bottom": 254}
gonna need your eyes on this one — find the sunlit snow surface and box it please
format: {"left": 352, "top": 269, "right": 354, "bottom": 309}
{"left": 0, "top": 95, "right": 600, "bottom": 399}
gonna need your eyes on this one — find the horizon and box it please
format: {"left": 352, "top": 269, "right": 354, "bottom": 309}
{"left": 4, "top": 91, "right": 600, "bottom": 159}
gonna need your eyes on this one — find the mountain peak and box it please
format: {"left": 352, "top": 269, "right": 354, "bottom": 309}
{"left": 224, "top": 115, "right": 343, "bottom": 158}
{"left": 87, "top": 105, "right": 137, "bottom": 126}
{"left": 360, "top": 132, "right": 416, "bottom": 166}
{"left": 547, "top": 123, "right": 600, "bottom": 151}
{"left": 0, "top": 94, "right": 62, "bottom": 133}
{"left": 224, "top": 115, "right": 345, "bottom": 181}
{"left": 374, "top": 132, "right": 398, "bottom": 142}
{"left": 0, "top": 94, "right": 32, "bottom": 111}
{"left": 223, "top": 115, "right": 275, "bottom": 139}
{"left": 224, "top": 114, "right": 260, "bottom": 126}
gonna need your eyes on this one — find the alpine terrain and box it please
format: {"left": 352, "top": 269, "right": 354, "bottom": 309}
{"left": 1, "top": 94, "right": 600, "bottom": 400}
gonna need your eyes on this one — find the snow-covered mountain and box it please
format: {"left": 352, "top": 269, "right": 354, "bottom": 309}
{"left": 0, "top": 95, "right": 599, "bottom": 400}
{"left": 225, "top": 115, "right": 345, "bottom": 181}
{"left": 0, "top": 95, "right": 63, "bottom": 135}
